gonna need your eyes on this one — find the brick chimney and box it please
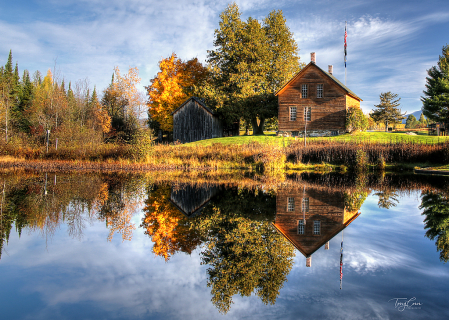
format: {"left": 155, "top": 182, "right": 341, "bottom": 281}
{"left": 325, "top": 241, "right": 329, "bottom": 250}
{"left": 306, "top": 256, "right": 312, "bottom": 267}
{"left": 328, "top": 65, "right": 333, "bottom": 75}
{"left": 311, "top": 52, "right": 316, "bottom": 64}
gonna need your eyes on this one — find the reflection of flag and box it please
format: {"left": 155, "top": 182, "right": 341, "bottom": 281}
{"left": 340, "top": 238, "right": 343, "bottom": 289}
{"left": 344, "top": 23, "right": 347, "bottom": 68}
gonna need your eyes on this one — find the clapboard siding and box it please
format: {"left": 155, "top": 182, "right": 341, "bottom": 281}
{"left": 173, "top": 97, "right": 223, "bottom": 143}
{"left": 273, "top": 186, "right": 360, "bottom": 258}
{"left": 276, "top": 62, "right": 361, "bottom": 134}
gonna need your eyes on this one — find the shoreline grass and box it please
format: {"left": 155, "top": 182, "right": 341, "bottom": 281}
{"left": 1, "top": 132, "right": 448, "bottom": 173}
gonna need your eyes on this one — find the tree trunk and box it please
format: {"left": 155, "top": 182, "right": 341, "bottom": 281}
{"left": 251, "top": 117, "right": 265, "bottom": 135}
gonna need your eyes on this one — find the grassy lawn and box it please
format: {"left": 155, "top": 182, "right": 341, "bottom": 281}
{"left": 188, "top": 131, "right": 449, "bottom": 146}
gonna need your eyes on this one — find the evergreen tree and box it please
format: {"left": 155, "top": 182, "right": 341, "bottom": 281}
{"left": 418, "top": 113, "right": 427, "bottom": 127}
{"left": 405, "top": 114, "right": 418, "bottom": 128}
{"left": 14, "top": 70, "right": 33, "bottom": 132}
{"left": 370, "top": 92, "right": 406, "bottom": 131}
{"left": 422, "top": 45, "right": 449, "bottom": 125}
{"left": 0, "top": 50, "right": 16, "bottom": 141}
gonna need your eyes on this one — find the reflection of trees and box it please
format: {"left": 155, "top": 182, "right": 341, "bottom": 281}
{"left": 196, "top": 209, "right": 295, "bottom": 314}
{"left": 141, "top": 185, "right": 202, "bottom": 261}
{"left": 344, "top": 173, "right": 368, "bottom": 212}
{"left": 0, "top": 173, "right": 146, "bottom": 258}
{"left": 374, "top": 189, "right": 399, "bottom": 209}
{"left": 420, "top": 191, "right": 449, "bottom": 262}
{"left": 195, "top": 187, "right": 294, "bottom": 314}
{"left": 97, "top": 176, "right": 144, "bottom": 241}
{"left": 141, "top": 185, "right": 295, "bottom": 313}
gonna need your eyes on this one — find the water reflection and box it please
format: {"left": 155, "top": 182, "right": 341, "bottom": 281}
{"left": 420, "top": 190, "right": 449, "bottom": 262}
{"left": 273, "top": 185, "right": 360, "bottom": 268}
{"left": 1, "top": 171, "right": 449, "bottom": 317}
{"left": 0, "top": 172, "right": 146, "bottom": 259}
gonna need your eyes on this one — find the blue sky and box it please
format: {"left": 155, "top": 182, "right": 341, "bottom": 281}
{"left": 1, "top": 0, "right": 448, "bottom": 114}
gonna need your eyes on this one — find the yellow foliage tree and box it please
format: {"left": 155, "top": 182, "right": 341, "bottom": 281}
{"left": 141, "top": 185, "right": 202, "bottom": 261}
{"left": 146, "top": 53, "right": 209, "bottom": 132}
{"left": 112, "top": 66, "right": 143, "bottom": 119}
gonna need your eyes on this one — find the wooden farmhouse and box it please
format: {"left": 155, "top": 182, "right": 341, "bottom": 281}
{"left": 276, "top": 53, "right": 362, "bottom": 137}
{"left": 172, "top": 97, "right": 223, "bottom": 143}
{"left": 272, "top": 185, "right": 360, "bottom": 267}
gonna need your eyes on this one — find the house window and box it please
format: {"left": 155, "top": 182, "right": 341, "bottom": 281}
{"left": 302, "top": 197, "right": 309, "bottom": 212}
{"left": 287, "top": 197, "right": 295, "bottom": 212}
{"left": 289, "top": 106, "right": 297, "bottom": 121}
{"left": 301, "top": 84, "right": 308, "bottom": 98}
{"left": 304, "top": 107, "right": 311, "bottom": 122}
{"left": 313, "top": 220, "right": 321, "bottom": 235}
{"left": 317, "top": 84, "right": 323, "bottom": 98}
{"left": 297, "top": 220, "right": 304, "bottom": 235}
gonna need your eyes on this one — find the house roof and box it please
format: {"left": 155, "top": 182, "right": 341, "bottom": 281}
{"left": 272, "top": 210, "right": 361, "bottom": 257}
{"left": 275, "top": 62, "right": 362, "bottom": 101}
{"left": 171, "top": 96, "right": 216, "bottom": 116}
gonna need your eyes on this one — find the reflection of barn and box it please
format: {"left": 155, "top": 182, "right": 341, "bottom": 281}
{"left": 170, "top": 184, "right": 219, "bottom": 217}
{"left": 273, "top": 186, "right": 360, "bottom": 267}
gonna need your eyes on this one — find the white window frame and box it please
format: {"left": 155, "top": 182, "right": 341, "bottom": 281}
{"left": 301, "top": 84, "right": 308, "bottom": 99}
{"left": 287, "top": 197, "right": 295, "bottom": 212}
{"left": 289, "top": 106, "right": 297, "bottom": 121}
{"left": 297, "top": 220, "right": 304, "bottom": 235}
{"left": 304, "top": 107, "right": 311, "bottom": 122}
{"left": 317, "top": 84, "right": 323, "bottom": 98}
{"left": 302, "top": 197, "right": 309, "bottom": 212}
{"left": 313, "top": 220, "right": 321, "bottom": 235}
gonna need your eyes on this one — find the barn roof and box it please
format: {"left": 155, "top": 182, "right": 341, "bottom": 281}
{"left": 171, "top": 96, "right": 216, "bottom": 116}
{"left": 275, "top": 62, "right": 362, "bottom": 101}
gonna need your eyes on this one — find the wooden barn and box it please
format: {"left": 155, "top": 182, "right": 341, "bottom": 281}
{"left": 172, "top": 97, "right": 223, "bottom": 143}
{"left": 275, "top": 53, "right": 362, "bottom": 137}
{"left": 272, "top": 185, "right": 360, "bottom": 267}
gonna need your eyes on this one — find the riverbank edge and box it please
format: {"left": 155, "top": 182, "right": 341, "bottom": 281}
{"left": 0, "top": 156, "right": 438, "bottom": 174}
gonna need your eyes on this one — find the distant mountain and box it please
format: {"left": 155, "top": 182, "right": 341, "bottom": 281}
{"left": 402, "top": 110, "right": 424, "bottom": 124}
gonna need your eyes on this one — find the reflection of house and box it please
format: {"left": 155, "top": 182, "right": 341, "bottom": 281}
{"left": 273, "top": 186, "right": 360, "bottom": 267}
{"left": 170, "top": 184, "right": 219, "bottom": 217}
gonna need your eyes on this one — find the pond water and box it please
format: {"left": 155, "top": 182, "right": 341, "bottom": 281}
{"left": 0, "top": 171, "right": 448, "bottom": 320}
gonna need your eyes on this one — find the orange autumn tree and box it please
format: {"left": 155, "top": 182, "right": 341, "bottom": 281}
{"left": 146, "top": 53, "right": 209, "bottom": 132}
{"left": 141, "top": 185, "right": 202, "bottom": 261}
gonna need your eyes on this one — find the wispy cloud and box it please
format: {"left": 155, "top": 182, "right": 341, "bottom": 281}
{"left": 1, "top": 0, "right": 449, "bottom": 114}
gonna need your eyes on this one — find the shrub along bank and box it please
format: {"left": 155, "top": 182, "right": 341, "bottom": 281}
{"left": 1, "top": 136, "right": 448, "bottom": 173}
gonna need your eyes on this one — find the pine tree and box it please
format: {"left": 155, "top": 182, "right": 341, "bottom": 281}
{"left": 1, "top": 50, "right": 15, "bottom": 141}
{"left": 418, "top": 113, "right": 427, "bottom": 127}
{"left": 371, "top": 92, "right": 406, "bottom": 131}
{"left": 422, "top": 45, "right": 449, "bottom": 125}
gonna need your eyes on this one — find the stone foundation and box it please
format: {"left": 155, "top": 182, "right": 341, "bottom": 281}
{"left": 277, "top": 130, "right": 342, "bottom": 137}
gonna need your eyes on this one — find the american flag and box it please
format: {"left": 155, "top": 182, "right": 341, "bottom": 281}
{"left": 344, "top": 23, "right": 347, "bottom": 68}
{"left": 340, "top": 238, "right": 344, "bottom": 289}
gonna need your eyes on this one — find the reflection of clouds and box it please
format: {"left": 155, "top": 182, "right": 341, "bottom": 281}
{"left": 4, "top": 212, "right": 223, "bottom": 320}
{"left": 2, "top": 191, "right": 449, "bottom": 319}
